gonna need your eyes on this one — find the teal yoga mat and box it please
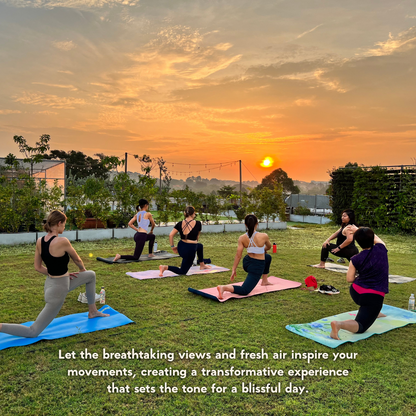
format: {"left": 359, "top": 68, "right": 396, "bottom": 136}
{"left": 0, "top": 306, "right": 133, "bottom": 351}
{"left": 286, "top": 304, "right": 416, "bottom": 348}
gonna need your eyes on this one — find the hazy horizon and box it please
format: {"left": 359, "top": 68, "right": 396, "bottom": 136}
{"left": 1, "top": 1, "right": 416, "bottom": 183}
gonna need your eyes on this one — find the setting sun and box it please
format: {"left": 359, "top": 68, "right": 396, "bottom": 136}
{"left": 260, "top": 157, "right": 274, "bottom": 168}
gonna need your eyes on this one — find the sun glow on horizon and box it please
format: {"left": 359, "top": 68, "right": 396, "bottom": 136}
{"left": 260, "top": 156, "right": 274, "bottom": 168}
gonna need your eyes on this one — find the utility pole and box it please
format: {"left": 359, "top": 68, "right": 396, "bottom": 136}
{"left": 125, "top": 152, "right": 127, "bottom": 174}
{"left": 239, "top": 159, "right": 242, "bottom": 206}
{"left": 159, "top": 166, "right": 162, "bottom": 193}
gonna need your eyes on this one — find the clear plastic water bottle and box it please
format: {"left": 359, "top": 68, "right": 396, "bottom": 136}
{"left": 409, "top": 294, "right": 415, "bottom": 311}
{"left": 100, "top": 286, "right": 106, "bottom": 304}
{"left": 154, "top": 241, "right": 158, "bottom": 252}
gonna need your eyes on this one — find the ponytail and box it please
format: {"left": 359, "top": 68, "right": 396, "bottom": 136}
{"left": 137, "top": 199, "right": 149, "bottom": 211}
{"left": 244, "top": 214, "right": 258, "bottom": 238}
{"left": 184, "top": 206, "right": 195, "bottom": 218}
{"left": 43, "top": 210, "right": 67, "bottom": 233}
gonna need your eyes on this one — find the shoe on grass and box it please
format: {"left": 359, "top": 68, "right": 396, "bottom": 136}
{"left": 318, "top": 285, "right": 340, "bottom": 295}
{"left": 77, "top": 292, "right": 101, "bottom": 303}
{"left": 325, "top": 257, "right": 334, "bottom": 263}
{"left": 337, "top": 258, "right": 346, "bottom": 263}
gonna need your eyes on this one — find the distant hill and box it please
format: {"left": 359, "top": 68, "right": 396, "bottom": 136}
{"left": 109, "top": 171, "right": 258, "bottom": 194}
{"left": 294, "top": 180, "right": 329, "bottom": 195}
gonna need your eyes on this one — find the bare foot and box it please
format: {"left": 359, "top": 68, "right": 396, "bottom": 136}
{"left": 311, "top": 264, "right": 326, "bottom": 269}
{"left": 261, "top": 279, "right": 273, "bottom": 286}
{"left": 114, "top": 254, "right": 121, "bottom": 262}
{"left": 159, "top": 265, "right": 168, "bottom": 276}
{"left": 148, "top": 253, "right": 156, "bottom": 258}
{"left": 200, "top": 264, "right": 212, "bottom": 270}
{"left": 217, "top": 285, "right": 224, "bottom": 299}
{"left": 88, "top": 311, "right": 110, "bottom": 319}
{"left": 330, "top": 321, "right": 342, "bottom": 340}
{"left": 377, "top": 312, "right": 386, "bottom": 318}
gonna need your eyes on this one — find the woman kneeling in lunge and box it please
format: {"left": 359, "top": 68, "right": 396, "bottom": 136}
{"left": 114, "top": 198, "right": 156, "bottom": 262}
{"left": 330, "top": 226, "right": 388, "bottom": 340}
{"left": 159, "top": 206, "right": 211, "bottom": 276}
{"left": 217, "top": 214, "right": 272, "bottom": 299}
{"left": 0, "top": 210, "right": 109, "bottom": 338}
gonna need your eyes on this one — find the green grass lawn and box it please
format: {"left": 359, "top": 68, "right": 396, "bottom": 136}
{"left": 1, "top": 225, "right": 416, "bottom": 415}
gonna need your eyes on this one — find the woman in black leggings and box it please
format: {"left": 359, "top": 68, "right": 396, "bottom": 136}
{"left": 159, "top": 206, "right": 211, "bottom": 276}
{"left": 330, "top": 226, "right": 388, "bottom": 340}
{"left": 114, "top": 199, "right": 156, "bottom": 262}
{"left": 313, "top": 209, "right": 359, "bottom": 268}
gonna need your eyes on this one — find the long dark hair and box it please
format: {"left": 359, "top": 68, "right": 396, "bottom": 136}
{"left": 245, "top": 214, "right": 258, "bottom": 238}
{"left": 341, "top": 209, "right": 356, "bottom": 228}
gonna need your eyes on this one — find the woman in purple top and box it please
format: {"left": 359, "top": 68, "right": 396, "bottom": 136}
{"left": 330, "top": 225, "right": 389, "bottom": 340}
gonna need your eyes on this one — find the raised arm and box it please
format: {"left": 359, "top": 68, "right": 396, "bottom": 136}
{"left": 34, "top": 239, "right": 48, "bottom": 276}
{"left": 374, "top": 234, "right": 386, "bottom": 247}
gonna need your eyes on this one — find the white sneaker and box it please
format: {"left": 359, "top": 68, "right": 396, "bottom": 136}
{"left": 77, "top": 292, "right": 100, "bottom": 303}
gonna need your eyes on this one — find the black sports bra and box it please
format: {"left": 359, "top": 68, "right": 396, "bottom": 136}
{"left": 41, "top": 236, "right": 70, "bottom": 276}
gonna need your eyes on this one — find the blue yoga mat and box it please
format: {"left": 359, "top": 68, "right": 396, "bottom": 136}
{"left": 0, "top": 305, "right": 133, "bottom": 351}
{"left": 286, "top": 304, "right": 416, "bottom": 348}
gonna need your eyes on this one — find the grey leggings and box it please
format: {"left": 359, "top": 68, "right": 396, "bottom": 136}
{"left": 0, "top": 271, "right": 96, "bottom": 338}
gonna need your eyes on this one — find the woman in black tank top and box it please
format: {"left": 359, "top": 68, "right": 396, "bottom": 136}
{"left": 159, "top": 206, "right": 211, "bottom": 276}
{"left": 312, "top": 209, "right": 359, "bottom": 269}
{"left": 0, "top": 211, "right": 109, "bottom": 338}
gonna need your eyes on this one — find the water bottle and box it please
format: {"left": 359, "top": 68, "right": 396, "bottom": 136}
{"left": 409, "top": 294, "right": 415, "bottom": 311}
{"left": 100, "top": 286, "right": 106, "bottom": 304}
{"left": 154, "top": 241, "right": 158, "bottom": 252}
{"left": 273, "top": 243, "right": 277, "bottom": 253}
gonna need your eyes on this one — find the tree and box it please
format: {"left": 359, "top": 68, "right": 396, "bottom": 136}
{"left": 13, "top": 134, "right": 51, "bottom": 175}
{"left": 217, "top": 185, "right": 236, "bottom": 198}
{"left": 256, "top": 168, "right": 300, "bottom": 195}
{"left": 43, "top": 150, "right": 122, "bottom": 180}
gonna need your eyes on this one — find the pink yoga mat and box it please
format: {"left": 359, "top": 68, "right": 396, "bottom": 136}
{"left": 126, "top": 265, "right": 230, "bottom": 280}
{"left": 188, "top": 276, "right": 301, "bottom": 302}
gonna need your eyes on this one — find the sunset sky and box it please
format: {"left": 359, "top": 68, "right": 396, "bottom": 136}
{"left": 1, "top": 0, "right": 416, "bottom": 183}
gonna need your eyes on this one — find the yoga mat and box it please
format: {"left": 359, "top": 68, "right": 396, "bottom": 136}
{"left": 0, "top": 306, "right": 133, "bottom": 351}
{"left": 286, "top": 304, "right": 416, "bottom": 348}
{"left": 126, "top": 265, "right": 230, "bottom": 280}
{"left": 188, "top": 276, "right": 301, "bottom": 302}
{"left": 308, "top": 264, "right": 416, "bottom": 283}
{"left": 97, "top": 250, "right": 179, "bottom": 264}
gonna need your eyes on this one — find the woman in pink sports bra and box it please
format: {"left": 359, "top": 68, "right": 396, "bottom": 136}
{"left": 217, "top": 214, "right": 272, "bottom": 299}
{"left": 114, "top": 198, "right": 156, "bottom": 262}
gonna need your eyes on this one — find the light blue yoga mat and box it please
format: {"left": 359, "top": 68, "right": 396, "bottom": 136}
{"left": 286, "top": 305, "right": 416, "bottom": 348}
{"left": 0, "top": 306, "right": 133, "bottom": 351}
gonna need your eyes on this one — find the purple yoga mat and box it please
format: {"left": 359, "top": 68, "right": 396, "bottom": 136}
{"left": 188, "top": 276, "right": 301, "bottom": 302}
{"left": 126, "top": 265, "right": 230, "bottom": 280}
